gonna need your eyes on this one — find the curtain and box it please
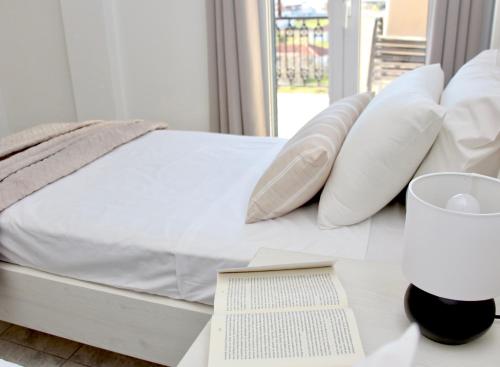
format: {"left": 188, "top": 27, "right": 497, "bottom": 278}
{"left": 206, "top": 0, "right": 269, "bottom": 136}
{"left": 426, "top": 0, "right": 494, "bottom": 83}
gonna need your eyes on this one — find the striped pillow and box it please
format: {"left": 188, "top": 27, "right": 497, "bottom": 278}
{"left": 246, "top": 92, "right": 372, "bottom": 223}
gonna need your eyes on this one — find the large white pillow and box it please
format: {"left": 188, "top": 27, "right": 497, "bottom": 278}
{"left": 318, "top": 64, "right": 445, "bottom": 228}
{"left": 246, "top": 93, "right": 372, "bottom": 223}
{"left": 416, "top": 49, "right": 500, "bottom": 177}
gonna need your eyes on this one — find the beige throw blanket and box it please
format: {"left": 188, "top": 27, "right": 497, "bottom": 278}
{"left": 0, "top": 120, "right": 168, "bottom": 211}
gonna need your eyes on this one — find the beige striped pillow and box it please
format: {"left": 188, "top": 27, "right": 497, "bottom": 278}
{"left": 246, "top": 92, "right": 372, "bottom": 223}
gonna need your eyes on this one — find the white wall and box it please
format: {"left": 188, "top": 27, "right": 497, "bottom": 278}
{"left": 0, "top": 89, "right": 10, "bottom": 136}
{"left": 116, "top": 0, "right": 210, "bottom": 131}
{"left": 0, "top": 0, "right": 77, "bottom": 135}
{"left": 0, "top": 0, "right": 210, "bottom": 137}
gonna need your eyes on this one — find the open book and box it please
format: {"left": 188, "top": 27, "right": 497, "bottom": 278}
{"left": 208, "top": 262, "right": 364, "bottom": 367}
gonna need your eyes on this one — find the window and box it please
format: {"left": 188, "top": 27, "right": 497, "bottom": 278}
{"left": 272, "top": 0, "right": 429, "bottom": 138}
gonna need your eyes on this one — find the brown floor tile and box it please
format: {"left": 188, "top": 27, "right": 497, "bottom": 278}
{"left": 0, "top": 321, "right": 12, "bottom": 335}
{"left": 0, "top": 339, "right": 64, "bottom": 366}
{"left": 61, "top": 362, "right": 88, "bottom": 367}
{"left": 1, "top": 326, "right": 81, "bottom": 359}
{"left": 70, "top": 345, "right": 163, "bottom": 367}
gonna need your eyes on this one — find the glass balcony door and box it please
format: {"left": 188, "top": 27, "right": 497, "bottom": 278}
{"left": 273, "top": 0, "right": 359, "bottom": 138}
{"left": 272, "top": 0, "right": 429, "bottom": 138}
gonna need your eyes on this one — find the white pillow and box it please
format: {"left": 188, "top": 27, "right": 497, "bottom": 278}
{"left": 441, "top": 49, "right": 500, "bottom": 105}
{"left": 318, "top": 64, "right": 445, "bottom": 228}
{"left": 416, "top": 49, "right": 500, "bottom": 177}
{"left": 246, "top": 93, "right": 372, "bottom": 223}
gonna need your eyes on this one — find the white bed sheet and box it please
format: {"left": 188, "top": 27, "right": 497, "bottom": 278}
{"left": 0, "top": 130, "right": 405, "bottom": 304}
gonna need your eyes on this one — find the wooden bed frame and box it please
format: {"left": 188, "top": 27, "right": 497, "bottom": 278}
{"left": 0, "top": 261, "right": 212, "bottom": 366}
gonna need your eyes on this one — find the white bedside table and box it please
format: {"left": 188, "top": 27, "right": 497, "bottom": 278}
{"left": 178, "top": 248, "right": 500, "bottom": 367}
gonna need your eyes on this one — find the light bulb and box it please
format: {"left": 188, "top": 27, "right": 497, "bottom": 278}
{"left": 445, "top": 193, "right": 481, "bottom": 214}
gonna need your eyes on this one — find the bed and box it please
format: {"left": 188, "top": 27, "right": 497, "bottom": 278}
{"left": 0, "top": 130, "right": 406, "bottom": 365}
{"left": 1, "top": 47, "right": 497, "bottom": 366}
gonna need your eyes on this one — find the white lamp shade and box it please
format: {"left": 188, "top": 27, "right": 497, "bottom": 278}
{"left": 403, "top": 172, "right": 500, "bottom": 301}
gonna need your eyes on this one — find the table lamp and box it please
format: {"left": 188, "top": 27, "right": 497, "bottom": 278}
{"left": 403, "top": 172, "right": 500, "bottom": 345}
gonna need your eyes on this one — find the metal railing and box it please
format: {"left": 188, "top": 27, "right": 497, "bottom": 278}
{"left": 275, "top": 16, "right": 329, "bottom": 88}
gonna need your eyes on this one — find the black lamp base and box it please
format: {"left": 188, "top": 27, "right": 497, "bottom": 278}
{"left": 404, "top": 284, "right": 496, "bottom": 345}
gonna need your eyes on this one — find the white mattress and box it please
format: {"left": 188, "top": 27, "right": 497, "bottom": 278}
{"left": 0, "top": 130, "right": 405, "bottom": 304}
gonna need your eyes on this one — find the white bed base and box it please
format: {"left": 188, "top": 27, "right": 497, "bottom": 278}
{"left": 0, "top": 261, "right": 212, "bottom": 366}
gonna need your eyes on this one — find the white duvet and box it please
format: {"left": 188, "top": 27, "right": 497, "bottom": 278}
{"left": 0, "top": 131, "right": 404, "bottom": 304}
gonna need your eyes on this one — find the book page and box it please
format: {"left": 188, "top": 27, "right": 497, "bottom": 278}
{"left": 214, "top": 266, "right": 348, "bottom": 312}
{"left": 208, "top": 307, "right": 364, "bottom": 367}
{"left": 208, "top": 265, "right": 364, "bottom": 367}
{"left": 219, "top": 261, "right": 334, "bottom": 273}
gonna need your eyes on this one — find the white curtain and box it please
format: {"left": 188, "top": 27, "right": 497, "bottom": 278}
{"left": 206, "top": 0, "right": 270, "bottom": 136}
{"left": 426, "top": 0, "right": 494, "bottom": 83}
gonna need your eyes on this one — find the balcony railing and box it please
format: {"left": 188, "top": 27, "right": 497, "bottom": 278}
{"left": 275, "top": 16, "right": 329, "bottom": 88}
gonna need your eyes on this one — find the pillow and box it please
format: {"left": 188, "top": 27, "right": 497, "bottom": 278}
{"left": 318, "top": 64, "right": 445, "bottom": 228}
{"left": 415, "top": 50, "right": 500, "bottom": 177}
{"left": 441, "top": 49, "right": 500, "bottom": 105}
{"left": 246, "top": 92, "right": 372, "bottom": 223}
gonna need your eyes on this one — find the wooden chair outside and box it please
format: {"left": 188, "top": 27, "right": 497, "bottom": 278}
{"left": 367, "top": 17, "right": 426, "bottom": 92}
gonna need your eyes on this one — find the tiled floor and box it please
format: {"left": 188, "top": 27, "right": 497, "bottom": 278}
{"left": 0, "top": 321, "right": 164, "bottom": 367}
